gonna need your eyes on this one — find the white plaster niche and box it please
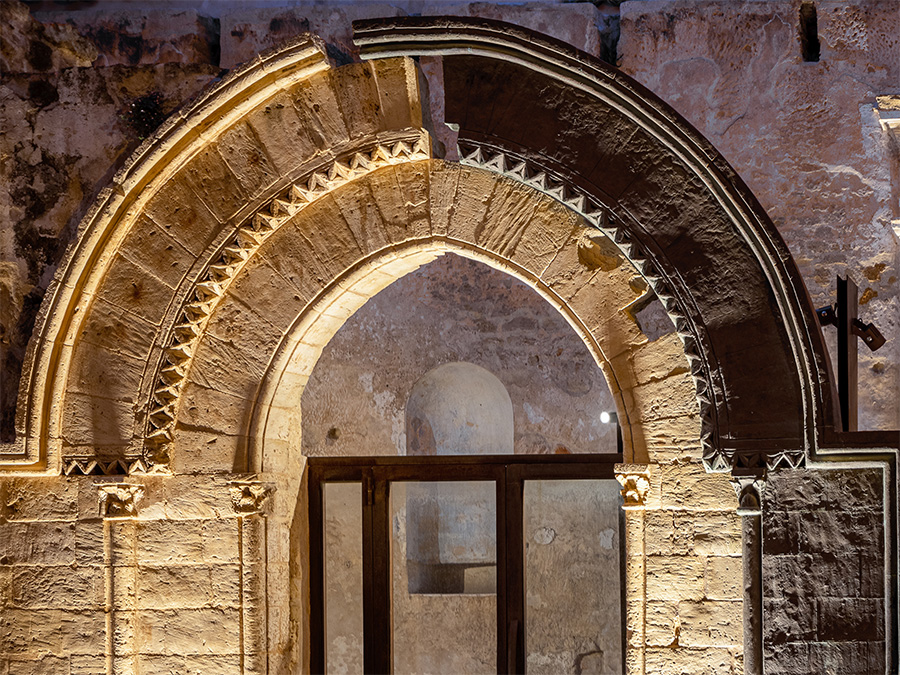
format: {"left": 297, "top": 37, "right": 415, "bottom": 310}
{"left": 404, "top": 362, "right": 511, "bottom": 594}
{"left": 406, "top": 361, "right": 514, "bottom": 456}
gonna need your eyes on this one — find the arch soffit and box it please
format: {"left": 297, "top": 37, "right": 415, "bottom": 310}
{"left": 353, "top": 17, "right": 835, "bottom": 471}
{"left": 168, "top": 161, "right": 697, "bottom": 475}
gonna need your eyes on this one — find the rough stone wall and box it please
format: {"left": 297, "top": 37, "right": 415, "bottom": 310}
{"left": 620, "top": 0, "right": 900, "bottom": 432}
{"left": 302, "top": 253, "right": 619, "bottom": 458}
{"left": 763, "top": 468, "right": 887, "bottom": 673}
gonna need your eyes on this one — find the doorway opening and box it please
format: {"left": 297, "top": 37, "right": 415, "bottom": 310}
{"left": 308, "top": 454, "right": 624, "bottom": 674}
{"left": 301, "top": 253, "right": 627, "bottom": 673}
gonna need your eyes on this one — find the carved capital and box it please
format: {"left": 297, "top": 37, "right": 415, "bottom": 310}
{"left": 730, "top": 474, "right": 766, "bottom": 516}
{"left": 97, "top": 483, "right": 145, "bottom": 518}
{"left": 615, "top": 464, "right": 651, "bottom": 510}
{"left": 228, "top": 479, "right": 276, "bottom": 515}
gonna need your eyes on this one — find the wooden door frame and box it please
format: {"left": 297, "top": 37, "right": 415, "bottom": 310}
{"left": 308, "top": 453, "right": 622, "bottom": 674}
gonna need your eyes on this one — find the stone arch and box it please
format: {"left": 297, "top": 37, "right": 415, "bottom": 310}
{"left": 355, "top": 16, "right": 840, "bottom": 472}
{"left": 0, "top": 18, "right": 836, "bottom": 674}
{"left": 1, "top": 19, "right": 842, "bottom": 478}
{"left": 175, "top": 161, "right": 690, "bottom": 476}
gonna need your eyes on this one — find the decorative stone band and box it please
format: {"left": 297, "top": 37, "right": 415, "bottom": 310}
{"left": 140, "top": 130, "right": 431, "bottom": 472}
{"left": 615, "top": 463, "right": 651, "bottom": 509}
{"left": 457, "top": 140, "right": 726, "bottom": 470}
{"left": 97, "top": 483, "right": 145, "bottom": 518}
{"left": 64, "top": 456, "right": 147, "bottom": 476}
{"left": 228, "top": 478, "right": 276, "bottom": 515}
{"left": 730, "top": 474, "right": 766, "bottom": 516}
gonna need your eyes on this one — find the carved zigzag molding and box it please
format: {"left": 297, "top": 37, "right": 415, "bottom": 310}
{"left": 137, "top": 132, "right": 431, "bottom": 472}
{"left": 458, "top": 141, "right": 802, "bottom": 472}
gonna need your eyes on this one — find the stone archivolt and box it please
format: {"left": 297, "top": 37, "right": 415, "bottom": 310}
{"left": 144, "top": 132, "right": 430, "bottom": 465}
{"left": 0, "top": 16, "right": 894, "bottom": 675}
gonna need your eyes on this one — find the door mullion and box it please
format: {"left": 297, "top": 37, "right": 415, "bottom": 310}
{"left": 361, "top": 470, "right": 377, "bottom": 674}
{"left": 506, "top": 465, "right": 526, "bottom": 674}
{"left": 372, "top": 475, "right": 392, "bottom": 674}
{"left": 308, "top": 468, "right": 325, "bottom": 674}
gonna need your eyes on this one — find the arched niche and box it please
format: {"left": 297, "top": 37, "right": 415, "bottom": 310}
{"left": 406, "top": 362, "right": 515, "bottom": 457}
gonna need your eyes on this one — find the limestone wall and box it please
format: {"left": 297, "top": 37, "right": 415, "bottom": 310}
{"left": 620, "top": 0, "right": 900, "bottom": 432}
{"left": 302, "top": 253, "right": 620, "bottom": 458}
{"left": 763, "top": 468, "right": 887, "bottom": 673}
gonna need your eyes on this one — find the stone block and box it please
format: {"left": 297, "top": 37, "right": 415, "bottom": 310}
{"left": 10, "top": 565, "right": 103, "bottom": 609}
{"left": 170, "top": 426, "right": 248, "bottom": 476}
{"left": 489, "top": 188, "right": 578, "bottom": 279}
{"left": 798, "top": 509, "right": 882, "bottom": 556}
{"left": 201, "top": 518, "right": 241, "bottom": 564}
{"left": 817, "top": 597, "right": 884, "bottom": 642}
{"left": 136, "top": 519, "right": 204, "bottom": 565}
{"left": 705, "top": 556, "right": 742, "bottom": 600}
{"left": 657, "top": 461, "right": 738, "bottom": 510}
{"left": 70, "top": 654, "right": 108, "bottom": 674}
{"left": 428, "top": 160, "right": 460, "bottom": 236}
{"left": 370, "top": 57, "right": 422, "bottom": 131}
{"left": 763, "top": 595, "right": 816, "bottom": 645}
{"left": 0, "top": 522, "right": 76, "bottom": 566}
{"left": 178, "top": 144, "right": 250, "bottom": 226}
{"left": 329, "top": 62, "right": 389, "bottom": 142}
{"left": 762, "top": 641, "right": 810, "bottom": 675}
{"left": 626, "top": 373, "right": 700, "bottom": 424}
{"left": 97, "top": 253, "right": 174, "bottom": 326}
{"left": 645, "top": 555, "right": 706, "bottom": 602}
{"left": 24, "top": 608, "right": 105, "bottom": 656}
{"left": 183, "top": 654, "right": 243, "bottom": 675}
{"left": 244, "top": 87, "right": 321, "bottom": 178}
{"left": 644, "top": 645, "right": 739, "bottom": 674}
{"left": 763, "top": 509, "right": 800, "bottom": 555}
{"left": 1, "top": 478, "right": 78, "bottom": 522}
{"left": 808, "top": 639, "right": 885, "bottom": 674}
{"left": 643, "top": 509, "right": 695, "bottom": 556}
{"left": 644, "top": 600, "right": 678, "bottom": 647}
{"left": 678, "top": 599, "right": 743, "bottom": 648}
{"left": 76, "top": 297, "right": 156, "bottom": 360}
{"left": 60, "top": 392, "right": 134, "bottom": 449}
{"left": 692, "top": 511, "right": 741, "bottom": 556}
{"left": 118, "top": 214, "right": 197, "bottom": 291}
{"left": 134, "top": 655, "right": 186, "bottom": 674}
{"left": 142, "top": 177, "right": 223, "bottom": 256}
{"left": 137, "top": 564, "right": 215, "bottom": 609}
{"left": 137, "top": 607, "right": 240, "bottom": 655}
{"left": 214, "top": 120, "right": 281, "bottom": 206}
{"left": 160, "top": 477, "right": 235, "bottom": 520}
{"left": 6, "top": 656, "right": 70, "bottom": 675}
{"left": 223, "top": 258, "right": 311, "bottom": 339}
{"left": 66, "top": 341, "right": 145, "bottom": 403}
{"left": 177, "top": 381, "right": 253, "bottom": 438}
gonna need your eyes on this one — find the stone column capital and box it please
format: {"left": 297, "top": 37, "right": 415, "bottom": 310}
{"left": 615, "top": 463, "right": 651, "bottom": 509}
{"left": 228, "top": 478, "right": 276, "bottom": 515}
{"left": 730, "top": 473, "right": 766, "bottom": 516}
{"left": 97, "top": 483, "right": 145, "bottom": 518}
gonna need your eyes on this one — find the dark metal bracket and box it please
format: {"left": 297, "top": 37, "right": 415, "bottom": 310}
{"left": 816, "top": 275, "right": 887, "bottom": 432}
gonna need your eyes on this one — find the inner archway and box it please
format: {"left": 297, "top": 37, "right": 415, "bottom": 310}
{"left": 302, "top": 251, "right": 627, "bottom": 673}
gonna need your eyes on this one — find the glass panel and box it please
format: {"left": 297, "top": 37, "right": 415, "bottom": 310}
{"left": 391, "top": 481, "right": 498, "bottom": 674}
{"left": 524, "top": 480, "right": 623, "bottom": 674}
{"left": 324, "top": 482, "right": 363, "bottom": 673}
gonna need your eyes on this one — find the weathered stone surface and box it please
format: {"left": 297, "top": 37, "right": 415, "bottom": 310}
{"left": 621, "top": 0, "right": 900, "bottom": 432}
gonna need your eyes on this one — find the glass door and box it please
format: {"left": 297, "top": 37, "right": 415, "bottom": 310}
{"left": 308, "top": 455, "right": 622, "bottom": 674}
